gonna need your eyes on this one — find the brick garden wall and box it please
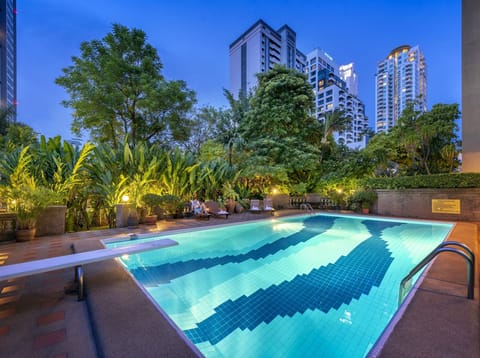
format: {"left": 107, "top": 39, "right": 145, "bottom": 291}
{"left": 374, "top": 189, "right": 480, "bottom": 222}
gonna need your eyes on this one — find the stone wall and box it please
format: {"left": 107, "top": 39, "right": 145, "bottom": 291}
{"left": 375, "top": 189, "right": 480, "bottom": 222}
{"left": 36, "top": 206, "right": 67, "bottom": 236}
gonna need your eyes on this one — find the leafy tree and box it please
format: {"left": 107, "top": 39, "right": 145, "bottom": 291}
{"left": 56, "top": 23, "right": 196, "bottom": 148}
{"left": 185, "top": 106, "right": 227, "bottom": 156}
{"left": 364, "top": 102, "right": 461, "bottom": 176}
{"left": 239, "top": 65, "right": 321, "bottom": 186}
{"left": 390, "top": 102, "right": 461, "bottom": 174}
{"left": 220, "top": 89, "right": 250, "bottom": 165}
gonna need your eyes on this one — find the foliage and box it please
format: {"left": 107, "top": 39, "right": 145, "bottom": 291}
{"left": 158, "top": 194, "right": 182, "bottom": 215}
{"left": 239, "top": 65, "right": 321, "bottom": 185}
{"left": 140, "top": 193, "right": 163, "bottom": 215}
{"left": 362, "top": 173, "right": 480, "bottom": 189}
{"left": 289, "top": 183, "right": 307, "bottom": 196}
{"left": 320, "top": 109, "right": 352, "bottom": 161}
{"left": 0, "top": 105, "right": 16, "bottom": 136}
{"left": 0, "top": 147, "right": 60, "bottom": 229}
{"left": 185, "top": 106, "right": 227, "bottom": 156}
{"left": 56, "top": 23, "right": 196, "bottom": 148}
{"left": 156, "top": 148, "right": 200, "bottom": 198}
{"left": 220, "top": 89, "right": 250, "bottom": 165}
{"left": 221, "top": 182, "right": 239, "bottom": 201}
{"left": 0, "top": 122, "right": 38, "bottom": 151}
{"left": 86, "top": 143, "right": 130, "bottom": 228}
{"left": 350, "top": 190, "right": 377, "bottom": 209}
{"left": 364, "top": 103, "right": 461, "bottom": 176}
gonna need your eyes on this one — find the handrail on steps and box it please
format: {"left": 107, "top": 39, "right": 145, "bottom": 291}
{"left": 398, "top": 241, "right": 475, "bottom": 306}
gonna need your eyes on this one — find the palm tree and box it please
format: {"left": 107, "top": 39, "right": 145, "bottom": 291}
{"left": 221, "top": 89, "right": 250, "bottom": 166}
{"left": 321, "top": 109, "right": 352, "bottom": 145}
{"left": 320, "top": 109, "right": 352, "bottom": 162}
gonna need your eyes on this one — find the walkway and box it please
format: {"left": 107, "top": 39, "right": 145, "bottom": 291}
{"left": 0, "top": 211, "right": 477, "bottom": 357}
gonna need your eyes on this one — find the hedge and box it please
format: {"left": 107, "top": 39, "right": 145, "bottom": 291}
{"left": 362, "top": 173, "right": 480, "bottom": 190}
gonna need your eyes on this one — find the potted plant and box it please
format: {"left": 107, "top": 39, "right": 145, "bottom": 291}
{"left": 351, "top": 190, "right": 377, "bottom": 214}
{"left": 2, "top": 182, "right": 60, "bottom": 241}
{"left": 0, "top": 147, "right": 61, "bottom": 240}
{"left": 141, "top": 193, "right": 162, "bottom": 225}
{"left": 222, "top": 183, "right": 240, "bottom": 214}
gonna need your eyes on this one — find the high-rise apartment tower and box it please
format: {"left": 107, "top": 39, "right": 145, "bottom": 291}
{"left": 375, "top": 45, "right": 427, "bottom": 133}
{"left": 306, "top": 49, "right": 368, "bottom": 148}
{"left": 0, "top": 0, "right": 16, "bottom": 109}
{"left": 229, "top": 19, "right": 306, "bottom": 96}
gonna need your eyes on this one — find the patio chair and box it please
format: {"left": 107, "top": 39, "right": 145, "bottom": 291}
{"left": 205, "top": 201, "right": 229, "bottom": 219}
{"left": 263, "top": 198, "right": 275, "bottom": 215}
{"left": 249, "top": 199, "right": 262, "bottom": 213}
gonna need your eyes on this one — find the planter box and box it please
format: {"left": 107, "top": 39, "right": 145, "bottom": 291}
{"left": 375, "top": 188, "right": 480, "bottom": 222}
{"left": 36, "top": 206, "right": 67, "bottom": 236}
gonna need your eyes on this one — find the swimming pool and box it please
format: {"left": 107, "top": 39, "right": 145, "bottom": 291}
{"left": 107, "top": 214, "right": 453, "bottom": 357}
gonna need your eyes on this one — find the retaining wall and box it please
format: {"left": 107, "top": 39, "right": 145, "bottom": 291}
{"left": 375, "top": 189, "right": 480, "bottom": 222}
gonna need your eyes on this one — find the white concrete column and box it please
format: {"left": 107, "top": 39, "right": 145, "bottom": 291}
{"left": 462, "top": 0, "right": 480, "bottom": 172}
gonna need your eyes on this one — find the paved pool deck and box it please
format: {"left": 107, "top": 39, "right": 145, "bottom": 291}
{"left": 0, "top": 210, "right": 478, "bottom": 357}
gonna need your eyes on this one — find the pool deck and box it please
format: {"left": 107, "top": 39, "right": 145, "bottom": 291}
{"left": 0, "top": 210, "right": 478, "bottom": 357}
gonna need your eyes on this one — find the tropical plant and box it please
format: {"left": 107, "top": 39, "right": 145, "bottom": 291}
{"left": 221, "top": 182, "right": 240, "bottom": 201}
{"left": 0, "top": 147, "right": 60, "bottom": 230}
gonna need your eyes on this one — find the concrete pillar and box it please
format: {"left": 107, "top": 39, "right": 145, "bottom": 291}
{"left": 462, "top": 0, "right": 480, "bottom": 172}
{"left": 115, "top": 204, "right": 130, "bottom": 228}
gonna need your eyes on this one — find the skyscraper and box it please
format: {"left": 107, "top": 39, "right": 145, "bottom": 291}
{"left": 375, "top": 45, "right": 427, "bottom": 133}
{"left": 306, "top": 49, "right": 368, "bottom": 148}
{"left": 0, "top": 0, "right": 16, "bottom": 109}
{"left": 229, "top": 19, "right": 306, "bottom": 96}
{"left": 230, "top": 21, "right": 369, "bottom": 149}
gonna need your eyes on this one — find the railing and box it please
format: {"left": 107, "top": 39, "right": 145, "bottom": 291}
{"left": 398, "top": 241, "right": 475, "bottom": 306}
{"left": 289, "top": 196, "right": 333, "bottom": 209}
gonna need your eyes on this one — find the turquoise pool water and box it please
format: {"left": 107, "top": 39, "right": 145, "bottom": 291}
{"left": 108, "top": 214, "right": 453, "bottom": 357}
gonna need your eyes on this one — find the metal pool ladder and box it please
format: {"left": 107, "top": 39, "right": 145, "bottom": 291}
{"left": 398, "top": 241, "right": 475, "bottom": 306}
{"left": 299, "top": 203, "right": 314, "bottom": 214}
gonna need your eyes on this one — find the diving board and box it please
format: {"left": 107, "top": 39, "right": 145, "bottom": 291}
{"left": 0, "top": 238, "right": 178, "bottom": 282}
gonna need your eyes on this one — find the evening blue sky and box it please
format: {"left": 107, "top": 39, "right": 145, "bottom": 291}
{"left": 17, "top": 0, "right": 461, "bottom": 141}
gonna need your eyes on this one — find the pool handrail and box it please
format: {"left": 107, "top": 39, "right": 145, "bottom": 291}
{"left": 398, "top": 241, "right": 475, "bottom": 306}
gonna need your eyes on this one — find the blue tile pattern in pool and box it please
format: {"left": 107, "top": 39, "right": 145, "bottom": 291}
{"left": 112, "top": 214, "right": 453, "bottom": 358}
{"left": 130, "top": 215, "right": 337, "bottom": 284}
{"left": 184, "top": 221, "right": 397, "bottom": 345}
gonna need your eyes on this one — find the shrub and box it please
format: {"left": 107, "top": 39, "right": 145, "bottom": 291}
{"left": 362, "top": 173, "right": 480, "bottom": 190}
{"left": 141, "top": 193, "right": 163, "bottom": 215}
{"left": 350, "top": 190, "right": 377, "bottom": 209}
